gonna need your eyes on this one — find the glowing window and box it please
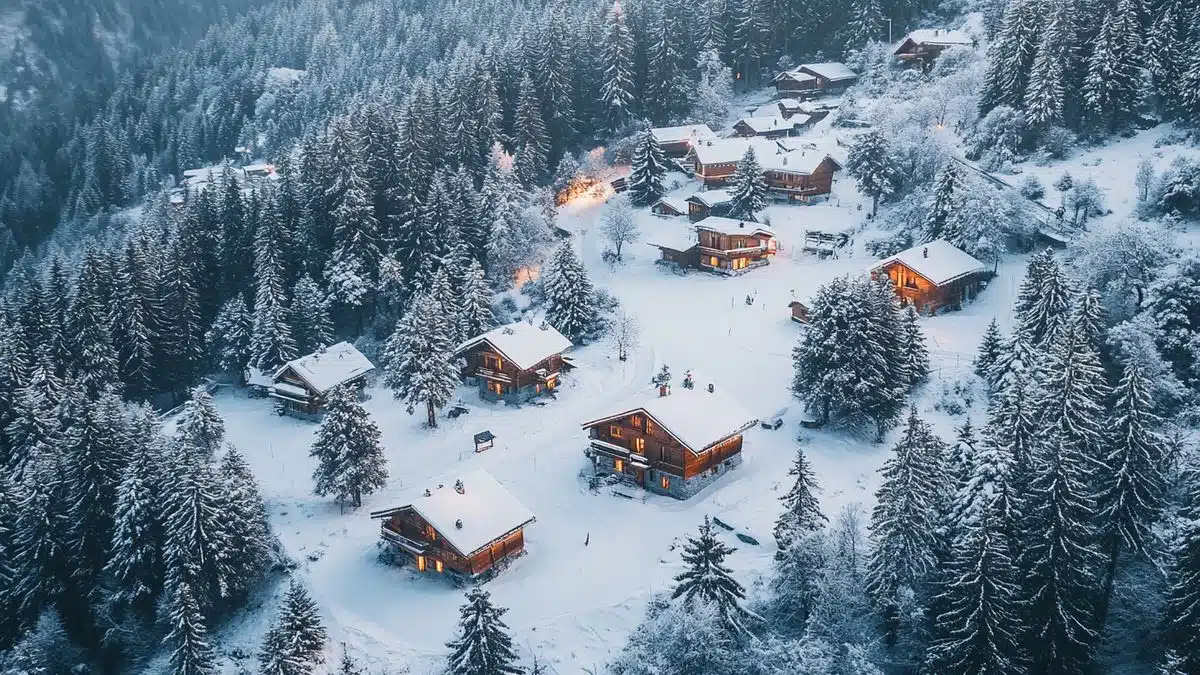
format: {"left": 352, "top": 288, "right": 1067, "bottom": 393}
{"left": 646, "top": 420, "right": 654, "bottom": 434}
{"left": 661, "top": 475, "right": 671, "bottom": 490}
{"left": 417, "top": 555, "right": 426, "bottom": 572}
{"left": 615, "top": 458, "right": 625, "bottom": 473}
{"left": 634, "top": 438, "right": 645, "bottom": 453}
{"left": 435, "top": 559, "right": 444, "bottom": 573}
{"left": 610, "top": 426, "right": 623, "bottom": 438}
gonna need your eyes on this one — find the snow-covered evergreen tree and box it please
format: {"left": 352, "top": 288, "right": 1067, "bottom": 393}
{"left": 899, "top": 305, "right": 930, "bottom": 386}
{"left": 259, "top": 580, "right": 327, "bottom": 675}
{"left": 774, "top": 445, "right": 827, "bottom": 555}
{"left": 672, "top": 516, "right": 751, "bottom": 635}
{"left": 206, "top": 295, "right": 253, "bottom": 375}
{"left": 11, "top": 451, "right": 68, "bottom": 624}
{"left": 161, "top": 450, "right": 234, "bottom": 614}
{"left": 599, "top": 1, "right": 636, "bottom": 131}
{"left": 842, "top": 0, "right": 883, "bottom": 50}
{"left": 457, "top": 259, "right": 495, "bottom": 341}
{"left": 176, "top": 386, "right": 225, "bottom": 458}
{"left": 446, "top": 588, "right": 524, "bottom": 675}
{"left": 67, "top": 249, "right": 121, "bottom": 396}
{"left": 1082, "top": 1, "right": 1144, "bottom": 134}
{"left": 513, "top": 74, "right": 549, "bottom": 188}
{"left": 542, "top": 240, "right": 599, "bottom": 343}
{"left": 609, "top": 597, "right": 737, "bottom": 675}
{"left": 728, "top": 147, "right": 768, "bottom": 221}
{"left": 217, "top": 447, "right": 272, "bottom": 600}
{"left": 291, "top": 274, "right": 334, "bottom": 357}
{"left": 627, "top": 128, "right": 667, "bottom": 207}
{"left": 249, "top": 216, "right": 298, "bottom": 373}
{"left": 923, "top": 163, "right": 963, "bottom": 242}
{"left": 162, "top": 577, "right": 216, "bottom": 675}
{"left": 846, "top": 130, "right": 892, "bottom": 215}
{"left": 975, "top": 318, "right": 1004, "bottom": 382}
{"left": 1014, "top": 249, "right": 1073, "bottom": 351}
{"left": 1164, "top": 468, "right": 1200, "bottom": 673}
{"left": 104, "top": 440, "right": 164, "bottom": 624}
{"left": 310, "top": 385, "right": 388, "bottom": 509}
{"left": 383, "top": 291, "right": 460, "bottom": 428}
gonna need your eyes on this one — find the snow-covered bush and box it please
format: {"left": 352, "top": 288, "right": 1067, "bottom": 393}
{"left": 969, "top": 105, "right": 1025, "bottom": 169}
{"left": 1066, "top": 219, "right": 1174, "bottom": 322}
{"left": 1037, "top": 126, "right": 1076, "bottom": 161}
{"left": 1149, "top": 157, "right": 1200, "bottom": 219}
{"left": 933, "top": 373, "right": 978, "bottom": 416}
{"left": 1019, "top": 174, "right": 1046, "bottom": 201}
{"left": 930, "top": 45, "right": 974, "bottom": 76}
{"left": 864, "top": 232, "right": 914, "bottom": 258}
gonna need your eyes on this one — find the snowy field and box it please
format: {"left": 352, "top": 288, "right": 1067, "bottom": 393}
{"left": 212, "top": 174, "right": 1032, "bottom": 674}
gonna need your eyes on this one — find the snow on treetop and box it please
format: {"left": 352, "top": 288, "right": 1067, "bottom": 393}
{"left": 695, "top": 216, "right": 775, "bottom": 238}
{"left": 897, "top": 28, "right": 973, "bottom": 50}
{"left": 872, "top": 239, "right": 987, "bottom": 286}
{"left": 455, "top": 320, "right": 572, "bottom": 371}
{"left": 649, "top": 124, "right": 718, "bottom": 145}
{"left": 796, "top": 62, "right": 858, "bottom": 82}
{"left": 276, "top": 341, "right": 376, "bottom": 394}
{"left": 686, "top": 189, "right": 733, "bottom": 207}
{"left": 582, "top": 374, "right": 759, "bottom": 453}
{"left": 396, "top": 469, "right": 535, "bottom": 557}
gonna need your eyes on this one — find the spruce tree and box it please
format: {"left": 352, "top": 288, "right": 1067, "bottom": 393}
{"left": 218, "top": 447, "right": 273, "bottom": 599}
{"left": 842, "top": 0, "right": 883, "bottom": 50}
{"left": 163, "top": 577, "right": 216, "bottom": 675}
{"left": 383, "top": 291, "right": 460, "bottom": 428}
{"left": 250, "top": 214, "right": 298, "bottom": 372}
{"left": 923, "top": 163, "right": 963, "bottom": 242}
{"left": 773, "top": 445, "right": 826, "bottom": 556}
{"left": 457, "top": 259, "right": 496, "bottom": 341}
{"left": 728, "top": 147, "right": 768, "bottom": 222}
{"left": 542, "top": 240, "right": 599, "bottom": 343}
{"left": 161, "top": 450, "right": 234, "bottom": 614}
{"left": 627, "top": 128, "right": 667, "bottom": 207}
{"left": 672, "top": 516, "right": 750, "bottom": 635}
{"left": 974, "top": 318, "right": 1004, "bottom": 382}
{"left": 1145, "top": 0, "right": 1190, "bottom": 119}
{"left": 310, "top": 385, "right": 388, "bottom": 509}
{"left": 104, "top": 441, "right": 164, "bottom": 624}
{"left": 899, "top": 305, "right": 930, "bottom": 386}
{"left": 1013, "top": 249, "right": 1073, "bottom": 351}
{"left": 1163, "top": 469, "right": 1200, "bottom": 673}
{"left": 446, "top": 588, "right": 524, "bottom": 675}
{"left": 599, "top": 1, "right": 636, "bottom": 131}
{"left": 291, "top": 274, "right": 334, "bottom": 357}
{"left": 846, "top": 131, "right": 892, "bottom": 215}
{"left": 207, "top": 295, "right": 253, "bottom": 375}
{"left": 12, "top": 451, "right": 68, "bottom": 624}
{"left": 1083, "top": 7, "right": 1144, "bottom": 133}
{"left": 67, "top": 249, "right": 121, "bottom": 396}
{"left": 0, "top": 476, "right": 18, "bottom": 645}
{"left": 259, "top": 580, "right": 327, "bottom": 675}
{"left": 513, "top": 74, "right": 550, "bottom": 188}
{"left": 176, "top": 386, "right": 225, "bottom": 458}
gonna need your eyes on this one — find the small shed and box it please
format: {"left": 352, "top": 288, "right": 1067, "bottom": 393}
{"left": 788, "top": 300, "right": 810, "bottom": 323}
{"left": 474, "top": 430, "right": 496, "bottom": 453}
{"left": 651, "top": 196, "right": 688, "bottom": 217}
{"left": 685, "top": 189, "right": 734, "bottom": 221}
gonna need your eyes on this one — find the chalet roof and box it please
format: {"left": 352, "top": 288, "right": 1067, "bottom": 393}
{"left": 650, "top": 124, "right": 718, "bottom": 145}
{"left": 273, "top": 342, "right": 375, "bottom": 394}
{"left": 395, "top": 469, "right": 535, "bottom": 557}
{"left": 872, "top": 239, "right": 987, "bottom": 286}
{"left": 689, "top": 138, "right": 840, "bottom": 176}
{"left": 581, "top": 374, "right": 758, "bottom": 453}
{"left": 778, "top": 98, "right": 804, "bottom": 109}
{"left": 695, "top": 216, "right": 775, "bottom": 238}
{"left": 798, "top": 62, "right": 858, "bottom": 82}
{"left": 735, "top": 117, "right": 805, "bottom": 134}
{"left": 647, "top": 222, "right": 699, "bottom": 252}
{"left": 653, "top": 196, "right": 688, "bottom": 214}
{"left": 686, "top": 189, "right": 733, "bottom": 208}
{"left": 456, "top": 321, "right": 572, "bottom": 371}
{"left": 772, "top": 69, "right": 817, "bottom": 84}
{"left": 896, "top": 28, "right": 973, "bottom": 52}
{"left": 752, "top": 102, "right": 783, "bottom": 118}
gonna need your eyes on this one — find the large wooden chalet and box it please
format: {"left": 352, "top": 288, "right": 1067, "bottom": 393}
{"left": 454, "top": 321, "right": 572, "bottom": 403}
{"left": 893, "top": 29, "right": 975, "bottom": 65}
{"left": 871, "top": 239, "right": 991, "bottom": 314}
{"left": 696, "top": 217, "right": 777, "bottom": 274}
{"left": 771, "top": 62, "right": 858, "bottom": 97}
{"left": 582, "top": 373, "right": 757, "bottom": 499}
{"left": 269, "top": 342, "right": 375, "bottom": 419}
{"left": 686, "top": 138, "right": 843, "bottom": 202}
{"left": 650, "top": 124, "right": 718, "bottom": 158}
{"left": 371, "top": 470, "right": 535, "bottom": 581}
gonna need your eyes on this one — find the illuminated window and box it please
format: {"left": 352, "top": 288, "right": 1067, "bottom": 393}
{"left": 631, "top": 414, "right": 642, "bottom": 427}
{"left": 708, "top": 256, "right": 719, "bottom": 267}
{"left": 634, "top": 437, "right": 645, "bottom": 454}
{"left": 610, "top": 426, "right": 623, "bottom": 438}
{"left": 547, "top": 376, "right": 557, "bottom": 389}
{"left": 661, "top": 475, "right": 671, "bottom": 490}
{"left": 435, "top": 559, "right": 444, "bottom": 573}
{"left": 484, "top": 354, "right": 504, "bottom": 370}
{"left": 417, "top": 555, "right": 426, "bottom": 572}
{"left": 645, "top": 419, "right": 654, "bottom": 434}
{"left": 487, "top": 381, "right": 504, "bottom": 395}
{"left": 615, "top": 458, "right": 625, "bottom": 473}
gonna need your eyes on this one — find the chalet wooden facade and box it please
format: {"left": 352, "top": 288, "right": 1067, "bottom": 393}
{"left": 871, "top": 239, "right": 991, "bottom": 314}
{"left": 651, "top": 197, "right": 688, "bottom": 217}
{"left": 371, "top": 470, "right": 535, "bottom": 581}
{"left": 650, "top": 124, "right": 718, "bottom": 158}
{"left": 763, "top": 153, "right": 843, "bottom": 202}
{"left": 893, "top": 29, "right": 975, "bottom": 66}
{"left": 581, "top": 374, "right": 757, "bottom": 499}
{"left": 269, "top": 342, "right": 375, "bottom": 419}
{"left": 454, "top": 321, "right": 572, "bottom": 403}
{"left": 685, "top": 189, "right": 733, "bottom": 221}
{"left": 696, "top": 217, "right": 777, "bottom": 274}
{"left": 732, "top": 117, "right": 807, "bottom": 139}
{"left": 686, "top": 139, "right": 843, "bottom": 202}
{"left": 771, "top": 63, "right": 858, "bottom": 97}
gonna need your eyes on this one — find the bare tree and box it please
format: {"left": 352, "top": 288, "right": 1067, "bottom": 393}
{"left": 601, "top": 194, "right": 640, "bottom": 261}
{"left": 611, "top": 309, "right": 641, "bottom": 361}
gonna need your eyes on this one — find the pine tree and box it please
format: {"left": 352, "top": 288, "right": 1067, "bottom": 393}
{"left": 383, "top": 292, "right": 460, "bottom": 428}
{"left": 513, "top": 74, "right": 550, "bottom": 188}
{"left": 336, "top": 647, "right": 363, "bottom": 675}
{"left": 773, "top": 445, "right": 827, "bottom": 556}
{"left": 12, "top": 452, "right": 68, "bottom": 624}
{"left": 842, "top": 0, "right": 883, "bottom": 50}
{"left": 446, "top": 588, "right": 524, "bottom": 675}
{"left": 207, "top": 295, "right": 253, "bottom": 375}
{"left": 112, "top": 240, "right": 159, "bottom": 399}
{"left": 542, "top": 240, "right": 599, "bottom": 343}
{"left": 176, "top": 386, "right": 225, "bottom": 458}
{"left": 645, "top": 14, "right": 688, "bottom": 122}
{"left": 218, "top": 447, "right": 272, "bottom": 599}
{"left": 457, "top": 259, "right": 496, "bottom": 341}
{"left": 974, "top": 318, "right": 1004, "bottom": 381}
{"left": 291, "top": 274, "right": 334, "bottom": 356}
{"left": 846, "top": 131, "right": 892, "bottom": 215}
{"left": 1022, "top": 0, "right": 1078, "bottom": 128}
{"left": 1164, "top": 469, "right": 1200, "bottom": 673}
{"left": 1145, "top": 0, "right": 1190, "bottom": 119}
{"left": 728, "top": 148, "right": 768, "bottom": 221}
{"left": 923, "top": 163, "right": 963, "bottom": 242}
{"left": 1083, "top": 6, "right": 1144, "bottom": 133}
{"left": 978, "top": 0, "right": 1043, "bottom": 114}
{"left": 599, "top": 1, "right": 636, "bottom": 131}
{"left": 627, "top": 128, "right": 667, "bottom": 207}
{"left": 310, "top": 385, "right": 388, "bottom": 509}
{"left": 163, "top": 577, "right": 216, "bottom": 675}
{"left": 159, "top": 244, "right": 206, "bottom": 398}
{"left": 0, "top": 476, "right": 19, "bottom": 644}
{"left": 104, "top": 441, "right": 164, "bottom": 624}
{"left": 1014, "top": 249, "right": 1073, "bottom": 351}
{"left": 250, "top": 213, "right": 298, "bottom": 372}
{"left": 672, "top": 516, "right": 750, "bottom": 635}
{"left": 161, "top": 450, "right": 234, "bottom": 614}
{"left": 259, "top": 580, "right": 327, "bottom": 675}
{"left": 67, "top": 249, "right": 121, "bottom": 396}
{"left": 865, "top": 409, "right": 946, "bottom": 644}
{"left": 899, "top": 305, "right": 930, "bottom": 386}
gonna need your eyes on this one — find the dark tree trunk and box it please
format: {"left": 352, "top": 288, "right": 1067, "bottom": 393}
{"left": 426, "top": 399, "right": 437, "bottom": 428}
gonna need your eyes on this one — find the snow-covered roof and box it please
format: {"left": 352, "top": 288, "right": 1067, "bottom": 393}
{"left": 689, "top": 138, "right": 780, "bottom": 166}
{"left": 690, "top": 138, "right": 839, "bottom": 175}
{"left": 274, "top": 342, "right": 376, "bottom": 395}
{"left": 582, "top": 375, "right": 758, "bottom": 453}
{"left": 653, "top": 196, "right": 688, "bottom": 214}
{"left": 772, "top": 69, "right": 817, "bottom": 83}
{"left": 798, "top": 62, "right": 858, "bottom": 82}
{"left": 872, "top": 239, "right": 987, "bottom": 286}
{"left": 400, "top": 470, "right": 535, "bottom": 557}
{"left": 735, "top": 117, "right": 804, "bottom": 134}
{"left": 271, "top": 382, "right": 310, "bottom": 401}
{"left": 686, "top": 189, "right": 733, "bottom": 207}
{"left": 897, "top": 29, "right": 974, "bottom": 51}
{"left": 695, "top": 216, "right": 775, "bottom": 238}
{"left": 455, "top": 321, "right": 572, "bottom": 371}
{"left": 650, "top": 124, "right": 718, "bottom": 145}
{"left": 647, "top": 223, "right": 699, "bottom": 252}
{"left": 245, "top": 366, "right": 273, "bottom": 388}
{"left": 778, "top": 98, "right": 803, "bottom": 109}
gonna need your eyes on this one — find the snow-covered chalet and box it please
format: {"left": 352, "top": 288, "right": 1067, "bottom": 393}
{"left": 770, "top": 62, "right": 858, "bottom": 97}
{"left": 893, "top": 29, "right": 975, "bottom": 66}
{"left": 454, "top": 321, "right": 573, "bottom": 403}
{"left": 871, "top": 239, "right": 991, "bottom": 314}
{"left": 686, "top": 138, "right": 843, "bottom": 203}
{"left": 581, "top": 373, "right": 758, "bottom": 499}
{"left": 269, "top": 342, "right": 375, "bottom": 419}
{"left": 370, "top": 469, "right": 536, "bottom": 581}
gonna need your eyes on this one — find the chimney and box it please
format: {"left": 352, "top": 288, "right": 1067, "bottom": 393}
{"left": 455, "top": 519, "right": 464, "bottom": 529}
{"left": 923, "top": 247, "right": 929, "bottom": 258}
{"left": 707, "top": 383, "right": 715, "bottom": 393}
{"left": 739, "top": 221, "right": 745, "bottom": 228}
{"left": 454, "top": 479, "right": 464, "bottom": 494}
{"left": 659, "top": 384, "right": 671, "bottom": 397}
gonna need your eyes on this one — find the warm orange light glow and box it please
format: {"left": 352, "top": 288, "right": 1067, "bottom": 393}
{"left": 435, "top": 559, "right": 444, "bottom": 573}
{"left": 615, "top": 458, "right": 625, "bottom": 473}
{"left": 661, "top": 475, "right": 670, "bottom": 490}
{"left": 417, "top": 555, "right": 426, "bottom": 572}
{"left": 556, "top": 175, "right": 615, "bottom": 206}
{"left": 514, "top": 265, "right": 540, "bottom": 289}
{"left": 634, "top": 437, "right": 645, "bottom": 453}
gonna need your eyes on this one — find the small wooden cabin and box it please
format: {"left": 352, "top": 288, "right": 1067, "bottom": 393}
{"left": 696, "top": 217, "right": 777, "bottom": 274}
{"left": 371, "top": 470, "right": 535, "bottom": 581}
{"left": 789, "top": 300, "right": 810, "bottom": 323}
{"left": 454, "top": 321, "right": 572, "bottom": 403}
{"left": 732, "top": 117, "right": 807, "bottom": 139}
{"left": 762, "top": 151, "right": 843, "bottom": 202}
{"left": 771, "top": 62, "right": 858, "bottom": 97}
{"left": 650, "top": 124, "right": 718, "bottom": 158}
{"left": 651, "top": 196, "right": 688, "bottom": 217}
{"left": 270, "top": 342, "right": 375, "bottom": 419}
{"left": 871, "top": 239, "right": 990, "bottom": 314}
{"left": 687, "top": 138, "right": 843, "bottom": 201}
{"left": 893, "top": 29, "right": 975, "bottom": 66}
{"left": 581, "top": 374, "right": 757, "bottom": 499}
{"left": 685, "top": 189, "right": 733, "bottom": 221}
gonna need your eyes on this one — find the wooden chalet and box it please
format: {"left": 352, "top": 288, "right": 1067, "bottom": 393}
{"left": 648, "top": 223, "right": 700, "bottom": 270}
{"left": 371, "top": 470, "right": 535, "bottom": 581}
{"left": 686, "top": 138, "right": 844, "bottom": 202}
{"left": 270, "top": 342, "right": 375, "bottom": 419}
{"left": 582, "top": 373, "right": 757, "bottom": 499}
{"left": 650, "top": 124, "right": 718, "bottom": 158}
{"left": 454, "top": 321, "right": 572, "bottom": 403}
{"left": 789, "top": 300, "right": 810, "bottom": 323}
{"left": 893, "top": 29, "right": 975, "bottom": 65}
{"left": 696, "top": 217, "right": 777, "bottom": 274}
{"left": 732, "top": 116, "right": 809, "bottom": 139}
{"left": 871, "top": 239, "right": 990, "bottom": 314}
{"left": 685, "top": 189, "right": 733, "bottom": 221}
{"left": 771, "top": 62, "right": 858, "bottom": 97}
{"left": 651, "top": 196, "right": 688, "bottom": 217}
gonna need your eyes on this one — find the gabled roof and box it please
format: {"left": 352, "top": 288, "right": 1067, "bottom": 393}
{"left": 581, "top": 375, "right": 758, "bottom": 453}
{"left": 455, "top": 321, "right": 572, "bottom": 371}
{"left": 695, "top": 216, "right": 775, "bottom": 238}
{"left": 273, "top": 342, "right": 375, "bottom": 395}
{"left": 734, "top": 117, "right": 806, "bottom": 134}
{"left": 777, "top": 98, "right": 804, "bottom": 109}
{"left": 647, "top": 222, "right": 699, "bottom": 253}
{"left": 653, "top": 196, "right": 688, "bottom": 214}
{"left": 798, "top": 62, "right": 858, "bottom": 82}
{"left": 650, "top": 124, "right": 718, "bottom": 145}
{"left": 686, "top": 189, "right": 733, "bottom": 208}
{"left": 383, "top": 470, "right": 535, "bottom": 557}
{"left": 689, "top": 137, "right": 780, "bottom": 166}
{"left": 895, "top": 28, "right": 974, "bottom": 52}
{"left": 772, "top": 69, "right": 817, "bottom": 84}
{"left": 871, "top": 239, "right": 987, "bottom": 286}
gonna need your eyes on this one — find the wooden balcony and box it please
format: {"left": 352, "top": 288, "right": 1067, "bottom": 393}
{"left": 475, "top": 367, "right": 512, "bottom": 382}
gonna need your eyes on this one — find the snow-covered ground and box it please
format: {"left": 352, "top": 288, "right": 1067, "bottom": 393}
{"left": 213, "top": 166, "right": 1031, "bottom": 673}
